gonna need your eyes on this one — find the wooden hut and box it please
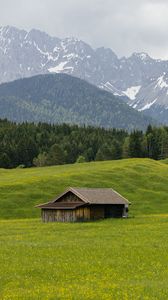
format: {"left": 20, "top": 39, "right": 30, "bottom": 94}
{"left": 36, "top": 187, "right": 130, "bottom": 222}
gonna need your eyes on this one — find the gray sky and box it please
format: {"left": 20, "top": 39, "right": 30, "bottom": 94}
{"left": 1, "top": 0, "right": 168, "bottom": 59}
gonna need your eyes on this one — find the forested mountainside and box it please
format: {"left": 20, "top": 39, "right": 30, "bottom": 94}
{"left": 0, "top": 74, "right": 153, "bottom": 130}
{"left": 0, "top": 119, "right": 167, "bottom": 168}
{"left": 0, "top": 25, "right": 168, "bottom": 123}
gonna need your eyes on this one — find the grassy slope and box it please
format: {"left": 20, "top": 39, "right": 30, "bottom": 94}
{"left": 1, "top": 158, "right": 168, "bottom": 299}
{"left": 0, "top": 158, "right": 168, "bottom": 219}
{"left": 162, "top": 158, "right": 168, "bottom": 164}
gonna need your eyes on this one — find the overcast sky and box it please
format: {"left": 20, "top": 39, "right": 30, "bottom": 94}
{"left": 1, "top": 0, "right": 168, "bottom": 59}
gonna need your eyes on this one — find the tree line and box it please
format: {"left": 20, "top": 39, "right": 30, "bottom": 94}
{"left": 0, "top": 119, "right": 168, "bottom": 169}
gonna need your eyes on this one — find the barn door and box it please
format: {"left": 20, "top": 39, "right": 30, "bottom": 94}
{"left": 104, "top": 205, "right": 124, "bottom": 218}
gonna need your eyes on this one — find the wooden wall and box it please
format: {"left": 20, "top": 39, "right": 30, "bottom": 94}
{"left": 57, "top": 192, "right": 83, "bottom": 203}
{"left": 41, "top": 204, "right": 127, "bottom": 222}
{"left": 42, "top": 207, "right": 90, "bottom": 222}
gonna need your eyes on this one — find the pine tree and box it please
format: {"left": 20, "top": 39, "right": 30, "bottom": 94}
{"left": 47, "top": 144, "right": 65, "bottom": 166}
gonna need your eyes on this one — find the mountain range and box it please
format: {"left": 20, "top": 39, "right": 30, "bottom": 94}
{"left": 0, "top": 73, "right": 153, "bottom": 130}
{"left": 0, "top": 25, "right": 168, "bottom": 124}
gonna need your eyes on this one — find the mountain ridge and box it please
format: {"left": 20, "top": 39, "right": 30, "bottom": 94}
{"left": 0, "top": 73, "right": 154, "bottom": 130}
{"left": 0, "top": 25, "right": 168, "bottom": 123}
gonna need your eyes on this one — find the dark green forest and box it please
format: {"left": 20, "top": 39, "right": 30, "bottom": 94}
{"left": 0, "top": 119, "right": 168, "bottom": 169}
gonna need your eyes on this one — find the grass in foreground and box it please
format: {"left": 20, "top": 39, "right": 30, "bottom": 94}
{"left": 0, "top": 216, "right": 168, "bottom": 300}
{"left": 162, "top": 158, "right": 168, "bottom": 164}
{"left": 0, "top": 158, "right": 168, "bottom": 219}
{"left": 0, "top": 159, "right": 168, "bottom": 299}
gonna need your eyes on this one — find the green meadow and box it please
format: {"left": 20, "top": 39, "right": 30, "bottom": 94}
{"left": 1, "top": 158, "right": 168, "bottom": 219}
{"left": 0, "top": 158, "right": 168, "bottom": 299}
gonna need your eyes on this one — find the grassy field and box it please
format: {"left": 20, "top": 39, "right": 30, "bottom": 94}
{"left": 0, "top": 158, "right": 168, "bottom": 299}
{"left": 0, "top": 217, "right": 168, "bottom": 300}
{"left": 0, "top": 158, "right": 168, "bottom": 219}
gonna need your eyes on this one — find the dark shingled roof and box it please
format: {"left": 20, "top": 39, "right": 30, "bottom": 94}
{"left": 36, "top": 187, "right": 130, "bottom": 209}
{"left": 68, "top": 187, "right": 129, "bottom": 205}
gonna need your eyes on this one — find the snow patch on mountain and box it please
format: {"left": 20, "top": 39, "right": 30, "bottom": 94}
{"left": 138, "top": 99, "right": 157, "bottom": 111}
{"left": 155, "top": 75, "right": 168, "bottom": 89}
{"left": 33, "top": 42, "right": 57, "bottom": 62}
{"left": 99, "top": 82, "right": 124, "bottom": 96}
{"left": 135, "top": 53, "right": 149, "bottom": 61}
{"left": 123, "top": 86, "right": 141, "bottom": 100}
{"left": 48, "top": 61, "right": 68, "bottom": 73}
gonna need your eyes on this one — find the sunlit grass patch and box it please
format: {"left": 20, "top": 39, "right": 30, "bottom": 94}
{"left": 0, "top": 217, "right": 168, "bottom": 299}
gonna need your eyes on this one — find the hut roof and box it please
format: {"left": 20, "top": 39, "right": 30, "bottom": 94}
{"left": 68, "top": 187, "right": 129, "bottom": 205}
{"left": 37, "top": 187, "right": 130, "bottom": 209}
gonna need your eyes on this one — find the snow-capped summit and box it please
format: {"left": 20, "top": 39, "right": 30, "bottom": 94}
{"left": 129, "top": 73, "right": 168, "bottom": 123}
{"left": 131, "top": 52, "right": 152, "bottom": 61}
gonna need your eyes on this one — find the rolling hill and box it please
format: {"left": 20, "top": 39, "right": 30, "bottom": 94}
{"left": 0, "top": 73, "right": 154, "bottom": 130}
{"left": 0, "top": 158, "right": 167, "bottom": 219}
